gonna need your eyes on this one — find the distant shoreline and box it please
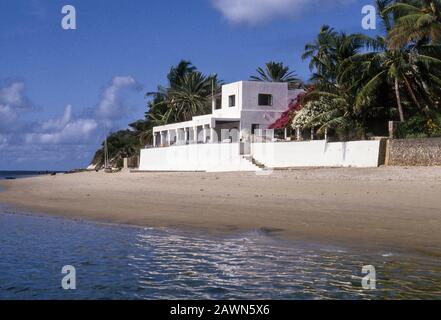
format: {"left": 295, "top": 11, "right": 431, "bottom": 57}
{"left": 1, "top": 167, "right": 441, "bottom": 255}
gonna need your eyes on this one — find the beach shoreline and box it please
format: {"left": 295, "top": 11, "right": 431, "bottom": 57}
{"left": 1, "top": 167, "right": 441, "bottom": 255}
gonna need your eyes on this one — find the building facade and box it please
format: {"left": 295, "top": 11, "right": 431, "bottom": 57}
{"left": 139, "top": 81, "right": 382, "bottom": 172}
{"left": 152, "top": 81, "right": 303, "bottom": 147}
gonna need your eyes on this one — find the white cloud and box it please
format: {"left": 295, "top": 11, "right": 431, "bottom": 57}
{"left": 96, "top": 76, "right": 139, "bottom": 120}
{"left": 26, "top": 106, "right": 99, "bottom": 145}
{"left": 0, "top": 76, "right": 141, "bottom": 169}
{"left": 0, "top": 84, "right": 99, "bottom": 146}
{"left": 0, "top": 105, "right": 17, "bottom": 129}
{"left": 211, "top": 0, "right": 355, "bottom": 24}
{"left": 0, "top": 82, "right": 26, "bottom": 107}
{"left": 0, "top": 81, "right": 33, "bottom": 133}
{"left": 40, "top": 104, "right": 73, "bottom": 132}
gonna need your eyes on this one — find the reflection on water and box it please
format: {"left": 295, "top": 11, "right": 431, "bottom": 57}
{"left": 0, "top": 205, "right": 440, "bottom": 300}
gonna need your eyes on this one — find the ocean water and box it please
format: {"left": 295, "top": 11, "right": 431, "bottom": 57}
{"left": 0, "top": 171, "right": 51, "bottom": 180}
{"left": 0, "top": 204, "right": 440, "bottom": 300}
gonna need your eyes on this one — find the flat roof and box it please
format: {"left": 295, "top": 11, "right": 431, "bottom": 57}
{"left": 153, "top": 114, "right": 240, "bottom": 132}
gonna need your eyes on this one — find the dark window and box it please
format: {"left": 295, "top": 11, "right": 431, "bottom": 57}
{"left": 229, "top": 95, "right": 236, "bottom": 107}
{"left": 251, "top": 124, "right": 260, "bottom": 135}
{"left": 258, "top": 94, "right": 273, "bottom": 106}
{"left": 215, "top": 97, "right": 222, "bottom": 110}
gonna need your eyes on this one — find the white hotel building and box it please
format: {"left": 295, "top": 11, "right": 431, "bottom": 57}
{"left": 139, "top": 81, "right": 382, "bottom": 172}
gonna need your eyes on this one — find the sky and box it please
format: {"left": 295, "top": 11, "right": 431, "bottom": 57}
{"left": 0, "top": 0, "right": 379, "bottom": 171}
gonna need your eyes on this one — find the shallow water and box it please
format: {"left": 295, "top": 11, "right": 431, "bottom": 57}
{"left": 0, "top": 205, "right": 440, "bottom": 300}
{"left": 0, "top": 171, "right": 47, "bottom": 180}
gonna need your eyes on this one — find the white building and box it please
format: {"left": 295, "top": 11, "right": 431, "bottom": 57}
{"left": 151, "top": 81, "right": 302, "bottom": 147}
{"left": 139, "top": 81, "right": 382, "bottom": 172}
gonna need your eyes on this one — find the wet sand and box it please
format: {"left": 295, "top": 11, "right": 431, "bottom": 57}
{"left": 1, "top": 167, "right": 441, "bottom": 254}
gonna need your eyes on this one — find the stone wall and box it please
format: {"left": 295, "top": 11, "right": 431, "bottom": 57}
{"left": 387, "top": 138, "right": 441, "bottom": 166}
{"left": 127, "top": 155, "right": 139, "bottom": 168}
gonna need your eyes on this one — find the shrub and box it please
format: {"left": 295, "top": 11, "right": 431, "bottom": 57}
{"left": 396, "top": 113, "right": 441, "bottom": 139}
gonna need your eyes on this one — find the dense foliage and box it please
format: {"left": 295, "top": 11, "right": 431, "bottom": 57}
{"left": 90, "top": 125, "right": 141, "bottom": 169}
{"left": 295, "top": 0, "right": 441, "bottom": 140}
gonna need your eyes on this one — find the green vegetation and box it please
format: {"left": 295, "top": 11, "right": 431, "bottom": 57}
{"left": 91, "top": 0, "right": 441, "bottom": 168}
{"left": 250, "top": 61, "right": 300, "bottom": 83}
{"left": 396, "top": 113, "right": 441, "bottom": 138}
{"left": 90, "top": 121, "right": 147, "bottom": 169}
{"left": 295, "top": 0, "right": 441, "bottom": 140}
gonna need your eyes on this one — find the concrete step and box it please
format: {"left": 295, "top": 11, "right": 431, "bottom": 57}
{"left": 251, "top": 159, "right": 266, "bottom": 169}
{"left": 242, "top": 156, "right": 266, "bottom": 170}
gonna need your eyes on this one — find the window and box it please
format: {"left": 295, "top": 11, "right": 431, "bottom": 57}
{"left": 229, "top": 95, "right": 236, "bottom": 107}
{"left": 215, "top": 97, "right": 222, "bottom": 110}
{"left": 251, "top": 124, "right": 260, "bottom": 135}
{"left": 258, "top": 94, "right": 273, "bottom": 106}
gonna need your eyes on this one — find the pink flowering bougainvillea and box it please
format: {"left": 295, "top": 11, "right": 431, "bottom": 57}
{"left": 268, "top": 93, "right": 305, "bottom": 129}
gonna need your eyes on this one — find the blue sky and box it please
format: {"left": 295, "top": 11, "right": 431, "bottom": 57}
{"left": 0, "top": 0, "right": 378, "bottom": 170}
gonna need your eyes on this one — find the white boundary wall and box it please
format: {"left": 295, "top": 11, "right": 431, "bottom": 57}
{"left": 139, "top": 140, "right": 381, "bottom": 172}
{"left": 251, "top": 140, "right": 381, "bottom": 168}
{"left": 139, "top": 143, "right": 258, "bottom": 172}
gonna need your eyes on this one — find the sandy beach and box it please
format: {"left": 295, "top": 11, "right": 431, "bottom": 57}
{"left": 1, "top": 167, "right": 441, "bottom": 254}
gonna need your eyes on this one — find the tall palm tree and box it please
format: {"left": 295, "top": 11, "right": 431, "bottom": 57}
{"left": 339, "top": 0, "right": 441, "bottom": 122}
{"left": 300, "top": 1, "right": 411, "bottom": 135}
{"left": 146, "top": 60, "right": 220, "bottom": 124}
{"left": 302, "top": 25, "right": 375, "bottom": 90}
{"left": 340, "top": 0, "right": 441, "bottom": 122}
{"left": 250, "top": 61, "right": 299, "bottom": 83}
{"left": 302, "top": 25, "right": 338, "bottom": 85}
{"left": 385, "top": 0, "right": 441, "bottom": 49}
{"left": 146, "top": 60, "right": 197, "bottom": 103}
{"left": 164, "top": 72, "right": 219, "bottom": 122}
{"left": 345, "top": 49, "right": 417, "bottom": 122}
{"left": 167, "top": 60, "right": 197, "bottom": 89}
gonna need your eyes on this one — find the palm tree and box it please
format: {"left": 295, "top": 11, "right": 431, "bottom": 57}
{"left": 385, "top": 0, "right": 441, "bottom": 49}
{"left": 302, "top": 25, "right": 375, "bottom": 90}
{"left": 129, "top": 119, "right": 154, "bottom": 146}
{"left": 146, "top": 60, "right": 197, "bottom": 103}
{"left": 146, "top": 60, "right": 221, "bottom": 126}
{"left": 340, "top": 0, "right": 441, "bottom": 122}
{"left": 300, "top": 1, "right": 411, "bottom": 135}
{"left": 146, "top": 91, "right": 170, "bottom": 127}
{"left": 163, "top": 72, "right": 219, "bottom": 122}
{"left": 302, "top": 25, "right": 338, "bottom": 85}
{"left": 346, "top": 49, "right": 417, "bottom": 122}
{"left": 250, "top": 61, "right": 299, "bottom": 83}
{"left": 167, "top": 60, "right": 197, "bottom": 89}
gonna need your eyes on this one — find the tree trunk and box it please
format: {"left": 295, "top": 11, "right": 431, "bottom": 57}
{"left": 430, "top": 2, "right": 439, "bottom": 18}
{"left": 361, "top": 114, "right": 367, "bottom": 140}
{"left": 395, "top": 78, "right": 405, "bottom": 122}
{"left": 403, "top": 75, "right": 424, "bottom": 111}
